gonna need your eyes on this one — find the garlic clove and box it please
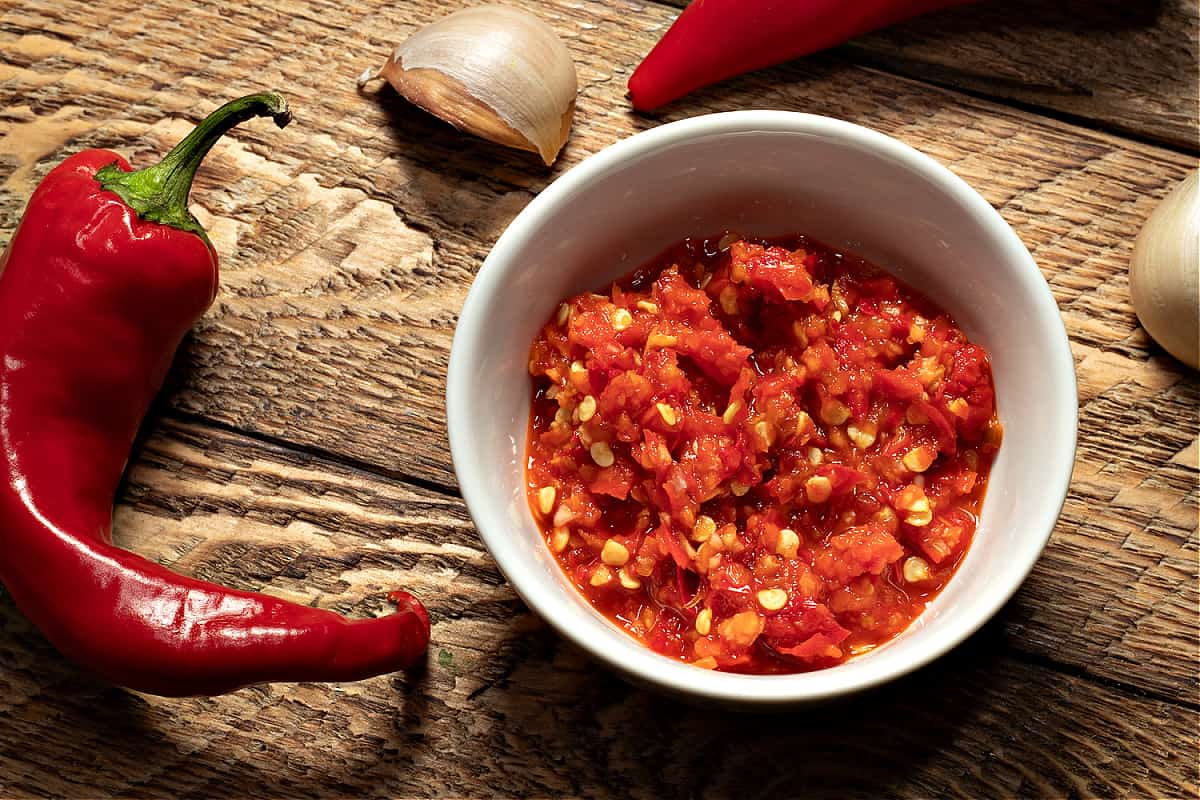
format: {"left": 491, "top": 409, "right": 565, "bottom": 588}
{"left": 358, "top": 5, "right": 577, "bottom": 166}
{"left": 1129, "top": 170, "right": 1199, "bottom": 370}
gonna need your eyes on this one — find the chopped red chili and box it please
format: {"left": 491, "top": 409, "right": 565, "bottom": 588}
{"left": 525, "top": 234, "right": 1002, "bottom": 674}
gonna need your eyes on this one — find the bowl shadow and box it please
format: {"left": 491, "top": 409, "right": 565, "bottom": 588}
{"left": 467, "top": 610, "right": 1026, "bottom": 799}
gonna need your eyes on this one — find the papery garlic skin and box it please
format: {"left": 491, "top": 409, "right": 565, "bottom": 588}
{"left": 360, "top": 5, "right": 577, "bottom": 165}
{"left": 1130, "top": 170, "right": 1199, "bottom": 370}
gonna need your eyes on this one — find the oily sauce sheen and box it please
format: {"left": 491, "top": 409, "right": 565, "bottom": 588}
{"left": 525, "top": 234, "right": 1002, "bottom": 674}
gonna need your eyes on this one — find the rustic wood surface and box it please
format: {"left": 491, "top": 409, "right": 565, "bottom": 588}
{"left": 0, "top": 0, "right": 1197, "bottom": 797}
{"left": 658, "top": 0, "right": 1200, "bottom": 151}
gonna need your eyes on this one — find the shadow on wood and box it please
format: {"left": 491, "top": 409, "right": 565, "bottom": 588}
{"left": 360, "top": 84, "right": 562, "bottom": 190}
{"left": 470, "top": 621, "right": 1002, "bottom": 798}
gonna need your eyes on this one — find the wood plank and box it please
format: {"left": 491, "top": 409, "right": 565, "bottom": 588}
{"left": 653, "top": 0, "right": 1200, "bottom": 151}
{"left": 0, "top": 418, "right": 1195, "bottom": 799}
{"left": 0, "top": 0, "right": 1196, "bottom": 701}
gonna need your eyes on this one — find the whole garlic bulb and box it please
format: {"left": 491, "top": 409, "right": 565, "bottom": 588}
{"left": 359, "top": 5, "right": 578, "bottom": 165}
{"left": 1129, "top": 170, "right": 1199, "bottom": 369}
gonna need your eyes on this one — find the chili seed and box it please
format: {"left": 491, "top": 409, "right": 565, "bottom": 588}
{"left": 552, "top": 505, "right": 574, "bottom": 527}
{"left": 776, "top": 528, "right": 800, "bottom": 558}
{"left": 550, "top": 527, "right": 571, "bottom": 553}
{"left": 577, "top": 394, "right": 597, "bottom": 422}
{"left": 805, "top": 475, "right": 832, "bottom": 503}
{"left": 916, "top": 357, "right": 944, "bottom": 388}
{"left": 903, "top": 556, "right": 932, "bottom": 583}
{"left": 536, "top": 486, "right": 556, "bottom": 516}
{"left": 903, "top": 446, "right": 935, "bottom": 473}
{"left": 905, "top": 504, "right": 933, "bottom": 527}
{"left": 753, "top": 420, "right": 776, "bottom": 447}
{"left": 720, "top": 528, "right": 739, "bottom": 549}
{"left": 656, "top": 402, "right": 678, "bottom": 426}
{"left": 590, "top": 441, "right": 615, "bottom": 467}
{"left": 847, "top": 423, "right": 876, "bottom": 450}
{"left": 695, "top": 608, "right": 713, "bottom": 636}
{"left": 692, "top": 515, "right": 717, "bottom": 543}
{"left": 756, "top": 588, "right": 788, "bottom": 611}
{"left": 601, "top": 539, "right": 630, "bottom": 567}
{"left": 656, "top": 442, "right": 672, "bottom": 466}
{"left": 589, "top": 566, "right": 613, "bottom": 587}
{"left": 896, "top": 487, "right": 933, "bottom": 527}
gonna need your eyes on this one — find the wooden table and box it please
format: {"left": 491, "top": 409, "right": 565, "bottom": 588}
{"left": 1, "top": 0, "right": 1197, "bottom": 796}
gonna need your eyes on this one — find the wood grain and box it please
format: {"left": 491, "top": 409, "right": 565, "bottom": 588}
{"left": 2, "top": 0, "right": 1195, "bottom": 700}
{"left": 655, "top": 0, "right": 1200, "bottom": 151}
{"left": 0, "top": 418, "right": 1194, "bottom": 799}
{"left": 0, "top": 0, "right": 1197, "bottom": 793}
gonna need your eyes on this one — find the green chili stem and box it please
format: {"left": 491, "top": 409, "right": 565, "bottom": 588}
{"left": 96, "top": 92, "right": 291, "bottom": 245}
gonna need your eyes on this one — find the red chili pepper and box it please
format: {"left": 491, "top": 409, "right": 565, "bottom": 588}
{"left": 0, "top": 93, "right": 431, "bottom": 696}
{"left": 628, "top": 0, "right": 975, "bottom": 111}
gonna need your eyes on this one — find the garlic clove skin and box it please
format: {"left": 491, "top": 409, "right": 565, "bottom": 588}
{"left": 358, "top": 5, "right": 577, "bottom": 166}
{"left": 1129, "top": 170, "right": 1199, "bottom": 370}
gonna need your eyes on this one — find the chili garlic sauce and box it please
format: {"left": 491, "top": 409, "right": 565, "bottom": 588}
{"left": 525, "top": 234, "right": 1001, "bottom": 673}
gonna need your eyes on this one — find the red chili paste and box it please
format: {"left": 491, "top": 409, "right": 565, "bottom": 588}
{"left": 525, "top": 234, "right": 1002, "bottom": 673}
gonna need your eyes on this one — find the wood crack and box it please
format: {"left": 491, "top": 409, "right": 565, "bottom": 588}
{"left": 1010, "top": 646, "right": 1200, "bottom": 713}
{"left": 0, "top": 0, "right": 1196, "bottom": 792}
{"left": 158, "top": 411, "right": 1200, "bottom": 713}
{"left": 163, "top": 409, "right": 462, "bottom": 499}
{"left": 642, "top": 0, "right": 1198, "bottom": 153}
{"left": 848, "top": 58, "right": 1199, "bottom": 156}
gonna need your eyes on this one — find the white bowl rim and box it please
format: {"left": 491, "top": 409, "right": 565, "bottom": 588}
{"left": 446, "top": 110, "right": 1078, "bottom": 706}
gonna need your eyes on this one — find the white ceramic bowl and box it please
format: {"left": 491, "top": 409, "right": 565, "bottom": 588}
{"left": 447, "top": 111, "right": 1076, "bottom": 707}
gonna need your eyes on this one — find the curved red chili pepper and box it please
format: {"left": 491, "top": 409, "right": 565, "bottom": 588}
{"left": 0, "top": 93, "right": 430, "bottom": 696}
{"left": 628, "top": 0, "right": 976, "bottom": 111}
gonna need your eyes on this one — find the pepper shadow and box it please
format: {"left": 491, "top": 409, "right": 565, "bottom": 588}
{"left": 0, "top": 595, "right": 268, "bottom": 795}
{"left": 0, "top": 588, "right": 434, "bottom": 799}
{"left": 875, "top": 0, "right": 1166, "bottom": 37}
{"left": 112, "top": 344, "right": 192, "bottom": 507}
{"left": 630, "top": 0, "right": 1189, "bottom": 149}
